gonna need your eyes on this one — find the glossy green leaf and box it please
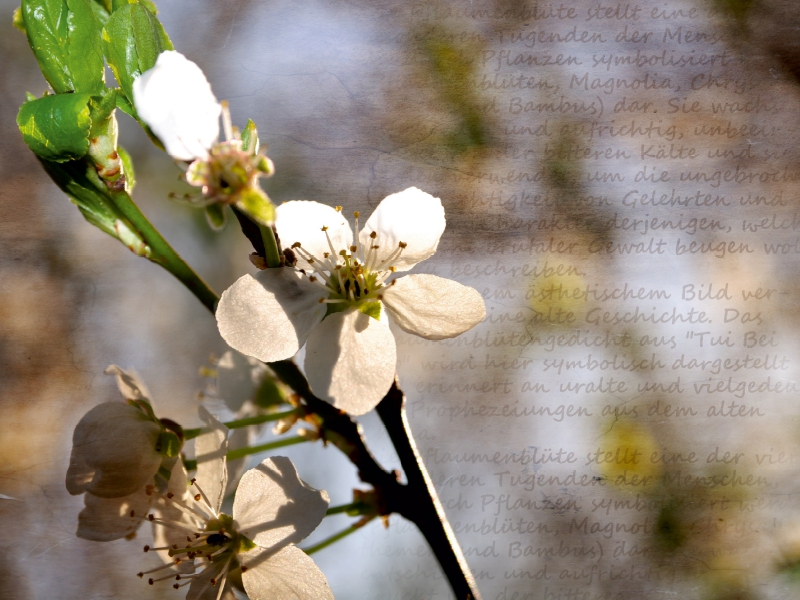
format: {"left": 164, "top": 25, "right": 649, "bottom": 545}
{"left": 102, "top": 2, "right": 172, "bottom": 106}
{"left": 204, "top": 203, "right": 227, "bottom": 231}
{"left": 21, "top": 0, "right": 105, "bottom": 94}
{"left": 111, "top": 0, "right": 157, "bottom": 12}
{"left": 241, "top": 119, "right": 259, "bottom": 154}
{"left": 88, "top": 0, "right": 110, "bottom": 25}
{"left": 235, "top": 188, "right": 275, "bottom": 227}
{"left": 17, "top": 93, "right": 93, "bottom": 162}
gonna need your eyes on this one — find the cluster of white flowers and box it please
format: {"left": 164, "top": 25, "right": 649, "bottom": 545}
{"left": 69, "top": 49, "right": 487, "bottom": 600}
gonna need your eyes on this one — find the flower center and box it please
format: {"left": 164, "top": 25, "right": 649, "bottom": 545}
{"left": 136, "top": 478, "right": 254, "bottom": 594}
{"left": 289, "top": 210, "right": 405, "bottom": 313}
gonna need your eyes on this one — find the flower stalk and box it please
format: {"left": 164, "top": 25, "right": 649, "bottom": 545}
{"left": 184, "top": 434, "right": 309, "bottom": 470}
{"left": 183, "top": 408, "right": 298, "bottom": 440}
{"left": 303, "top": 515, "right": 377, "bottom": 555}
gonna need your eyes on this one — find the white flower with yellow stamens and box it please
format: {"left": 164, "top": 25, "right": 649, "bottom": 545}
{"left": 138, "top": 408, "right": 332, "bottom": 599}
{"left": 216, "top": 187, "right": 486, "bottom": 415}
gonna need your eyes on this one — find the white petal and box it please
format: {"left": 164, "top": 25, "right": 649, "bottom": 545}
{"left": 224, "top": 426, "right": 253, "bottom": 498}
{"left": 276, "top": 201, "right": 353, "bottom": 270}
{"left": 241, "top": 545, "right": 333, "bottom": 600}
{"left": 66, "top": 402, "right": 162, "bottom": 497}
{"left": 233, "top": 457, "right": 328, "bottom": 551}
{"left": 132, "top": 50, "right": 221, "bottom": 161}
{"left": 216, "top": 350, "right": 267, "bottom": 413}
{"left": 195, "top": 406, "right": 229, "bottom": 513}
{"left": 382, "top": 274, "right": 486, "bottom": 340}
{"left": 304, "top": 309, "right": 396, "bottom": 415}
{"left": 76, "top": 487, "right": 154, "bottom": 541}
{"left": 104, "top": 365, "right": 153, "bottom": 404}
{"left": 217, "top": 269, "right": 326, "bottom": 363}
{"left": 359, "top": 187, "right": 445, "bottom": 271}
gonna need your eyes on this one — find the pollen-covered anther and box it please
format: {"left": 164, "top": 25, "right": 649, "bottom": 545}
{"left": 353, "top": 211, "right": 360, "bottom": 218}
{"left": 194, "top": 494, "right": 202, "bottom": 501}
{"left": 334, "top": 206, "right": 343, "bottom": 212}
{"left": 398, "top": 241, "right": 407, "bottom": 249}
{"left": 291, "top": 242, "right": 302, "bottom": 249}
{"left": 369, "top": 231, "right": 377, "bottom": 239}
{"left": 349, "top": 245, "right": 357, "bottom": 252}
{"left": 321, "top": 226, "right": 328, "bottom": 231}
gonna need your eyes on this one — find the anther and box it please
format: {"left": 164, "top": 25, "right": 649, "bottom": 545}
{"left": 194, "top": 494, "right": 202, "bottom": 501}
{"left": 148, "top": 579, "right": 154, "bottom": 585}
{"left": 398, "top": 241, "right": 407, "bottom": 248}
{"left": 353, "top": 211, "right": 360, "bottom": 218}
{"left": 291, "top": 242, "right": 302, "bottom": 248}
{"left": 241, "top": 566, "right": 248, "bottom": 573}
{"left": 335, "top": 206, "right": 343, "bottom": 212}
{"left": 370, "top": 231, "right": 377, "bottom": 239}
{"left": 309, "top": 276, "right": 317, "bottom": 282}
{"left": 143, "top": 545, "right": 150, "bottom": 552}
{"left": 130, "top": 510, "right": 135, "bottom": 517}
{"left": 350, "top": 245, "right": 357, "bottom": 252}
{"left": 318, "top": 298, "right": 325, "bottom": 303}
{"left": 321, "top": 226, "right": 328, "bottom": 231}
{"left": 148, "top": 514, "right": 155, "bottom": 521}
{"left": 173, "top": 584, "right": 180, "bottom": 589}
{"left": 137, "top": 573, "right": 144, "bottom": 578}
{"left": 167, "top": 492, "right": 174, "bottom": 499}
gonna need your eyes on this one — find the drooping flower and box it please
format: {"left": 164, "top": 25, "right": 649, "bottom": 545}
{"left": 132, "top": 50, "right": 275, "bottom": 229}
{"left": 139, "top": 408, "right": 332, "bottom": 599}
{"left": 66, "top": 366, "right": 185, "bottom": 540}
{"left": 216, "top": 187, "right": 486, "bottom": 415}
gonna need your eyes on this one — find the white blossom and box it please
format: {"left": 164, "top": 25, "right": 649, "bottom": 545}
{"left": 67, "top": 366, "right": 184, "bottom": 540}
{"left": 216, "top": 187, "right": 486, "bottom": 414}
{"left": 139, "top": 408, "right": 332, "bottom": 599}
{"left": 132, "top": 51, "right": 221, "bottom": 161}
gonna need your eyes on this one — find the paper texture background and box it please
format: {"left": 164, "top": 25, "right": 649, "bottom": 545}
{"left": 4, "top": 0, "right": 800, "bottom": 598}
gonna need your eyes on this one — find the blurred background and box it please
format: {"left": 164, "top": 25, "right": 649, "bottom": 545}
{"left": 6, "top": 0, "right": 800, "bottom": 598}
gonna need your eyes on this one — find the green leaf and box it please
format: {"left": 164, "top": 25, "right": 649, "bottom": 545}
{"left": 102, "top": 2, "right": 172, "bottom": 105}
{"left": 235, "top": 188, "right": 275, "bottom": 227}
{"left": 17, "top": 93, "right": 93, "bottom": 162}
{"left": 359, "top": 301, "right": 382, "bottom": 320}
{"left": 117, "top": 145, "right": 135, "bottom": 191}
{"left": 111, "top": 0, "right": 157, "bottom": 12}
{"left": 204, "top": 203, "right": 227, "bottom": 230}
{"left": 241, "top": 119, "right": 259, "bottom": 154}
{"left": 88, "top": 0, "right": 110, "bottom": 25}
{"left": 21, "top": 0, "right": 105, "bottom": 94}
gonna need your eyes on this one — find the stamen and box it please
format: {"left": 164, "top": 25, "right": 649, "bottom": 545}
{"left": 190, "top": 478, "right": 217, "bottom": 516}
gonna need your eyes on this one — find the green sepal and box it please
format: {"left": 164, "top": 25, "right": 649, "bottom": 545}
{"left": 253, "top": 377, "right": 285, "bottom": 409}
{"left": 118, "top": 145, "right": 135, "bottom": 191}
{"left": 204, "top": 203, "right": 227, "bottom": 231}
{"left": 38, "top": 158, "right": 147, "bottom": 251}
{"left": 359, "top": 301, "right": 382, "bottom": 320}
{"left": 241, "top": 119, "right": 259, "bottom": 154}
{"left": 17, "top": 93, "right": 93, "bottom": 162}
{"left": 102, "top": 2, "right": 173, "bottom": 106}
{"left": 21, "top": 0, "right": 105, "bottom": 94}
{"left": 155, "top": 463, "right": 172, "bottom": 487}
{"left": 155, "top": 430, "right": 182, "bottom": 458}
{"left": 236, "top": 535, "right": 257, "bottom": 553}
{"left": 235, "top": 188, "right": 275, "bottom": 227}
{"left": 13, "top": 7, "right": 25, "bottom": 32}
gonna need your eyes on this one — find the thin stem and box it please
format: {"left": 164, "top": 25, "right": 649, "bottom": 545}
{"left": 376, "top": 385, "right": 482, "bottom": 600}
{"left": 183, "top": 409, "right": 297, "bottom": 440}
{"left": 326, "top": 502, "right": 363, "bottom": 516}
{"left": 184, "top": 435, "right": 310, "bottom": 470}
{"left": 259, "top": 224, "right": 282, "bottom": 268}
{"left": 225, "top": 434, "right": 308, "bottom": 461}
{"left": 108, "top": 188, "right": 219, "bottom": 313}
{"left": 302, "top": 516, "right": 376, "bottom": 555}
